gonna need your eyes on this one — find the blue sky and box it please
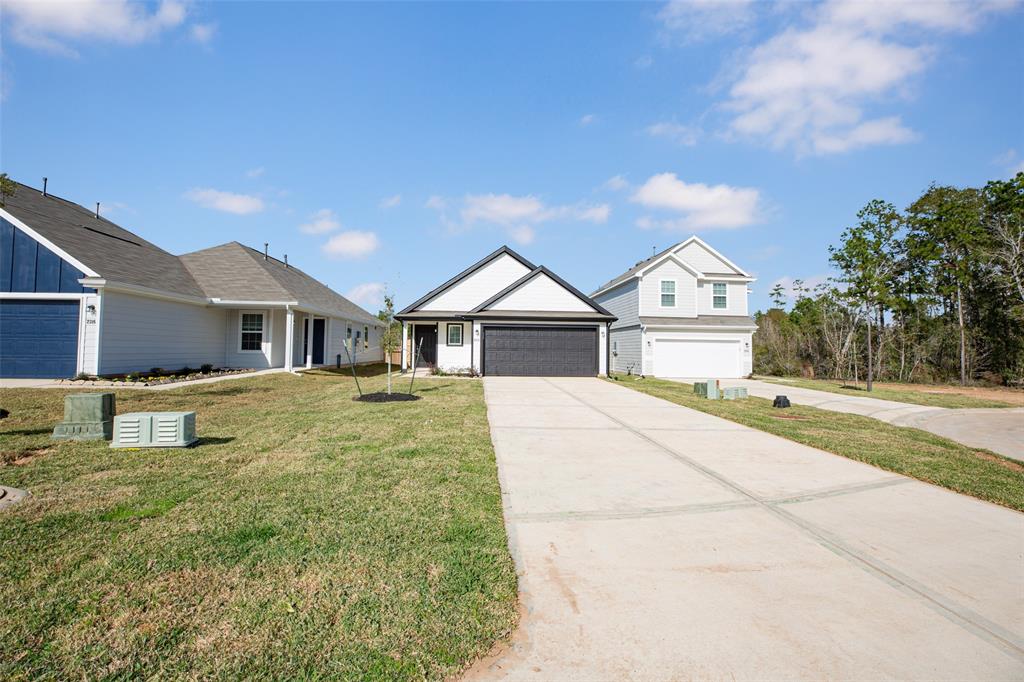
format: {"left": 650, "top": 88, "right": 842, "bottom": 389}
{"left": 2, "top": 1, "right": 1022, "bottom": 313}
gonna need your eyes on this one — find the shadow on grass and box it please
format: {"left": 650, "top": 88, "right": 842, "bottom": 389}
{"left": 0, "top": 428, "right": 53, "bottom": 436}
{"left": 196, "top": 436, "right": 236, "bottom": 446}
{"left": 306, "top": 363, "right": 391, "bottom": 379}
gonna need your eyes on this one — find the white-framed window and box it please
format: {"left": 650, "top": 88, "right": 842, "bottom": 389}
{"left": 364, "top": 326, "right": 369, "bottom": 350}
{"left": 612, "top": 340, "right": 618, "bottom": 355}
{"left": 239, "top": 312, "right": 264, "bottom": 352}
{"left": 712, "top": 282, "right": 728, "bottom": 309}
{"left": 447, "top": 323, "right": 463, "bottom": 346}
{"left": 660, "top": 279, "right": 676, "bottom": 308}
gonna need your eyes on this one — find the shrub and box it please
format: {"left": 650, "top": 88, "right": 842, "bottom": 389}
{"left": 200, "top": 364, "right": 214, "bottom": 374}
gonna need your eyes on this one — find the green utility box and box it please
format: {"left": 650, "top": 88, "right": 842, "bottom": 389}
{"left": 111, "top": 412, "right": 198, "bottom": 448}
{"left": 722, "top": 387, "right": 748, "bottom": 400}
{"left": 52, "top": 393, "right": 115, "bottom": 441}
{"left": 694, "top": 380, "right": 721, "bottom": 399}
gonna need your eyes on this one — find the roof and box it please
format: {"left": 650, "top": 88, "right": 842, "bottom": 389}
{"left": 2, "top": 180, "right": 379, "bottom": 325}
{"left": 398, "top": 245, "right": 536, "bottom": 315}
{"left": 592, "top": 243, "right": 677, "bottom": 295}
{"left": 640, "top": 315, "right": 758, "bottom": 329}
{"left": 592, "top": 236, "right": 750, "bottom": 296}
{"left": 1, "top": 180, "right": 206, "bottom": 298}
{"left": 470, "top": 265, "right": 615, "bottom": 319}
{"left": 181, "top": 243, "right": 381, "bottom": 325}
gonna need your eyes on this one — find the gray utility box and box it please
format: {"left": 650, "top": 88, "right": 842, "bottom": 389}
{"left": 722, "top": 387, "right": 748, "bottom": 400}
{"left": 53, "top": 393, "right": 116, "bottom": 441}
{"left": 111, "top": 412, "right": 198, "bottom": 449}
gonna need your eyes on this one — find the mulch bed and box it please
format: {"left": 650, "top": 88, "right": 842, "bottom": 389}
{"left": 353, "top": 392, "right": 421, "bottom": 403}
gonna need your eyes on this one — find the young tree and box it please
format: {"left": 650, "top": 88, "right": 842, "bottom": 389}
{"left": 0, "top": 173, "right": 15, "bottom": 206}
{"left": 377, "top": 294, "right": 401, "bottom": 394}
{"left": 828, "top": 199, "right": 902, "bottom": 391}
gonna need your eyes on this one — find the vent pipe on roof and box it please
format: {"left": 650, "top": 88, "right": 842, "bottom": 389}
{"left": 284, "top": 254, "right": 288, "bottom": 267}
{"left": 42, "top": 177, "right": 48, "bottom": 197}
{"left": 264, "top": 242, "right": 269, "bottom": 261}
{"left": 95, "top": 202, "right": 100, "bottom": 219}
{"left": 652, "top": 245, "right": 657, "bottom": 257}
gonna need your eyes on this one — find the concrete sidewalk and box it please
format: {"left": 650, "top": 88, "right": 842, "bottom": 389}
{"left": 674, "top": 377, "right": 1024, "bottom": 461}
{"left": 470, "top": 377, "right": 1024, "bottom": 681}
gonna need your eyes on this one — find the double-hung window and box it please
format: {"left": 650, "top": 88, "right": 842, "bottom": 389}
{"left": 712, "top": 282, "right": 728, "bottom": 309}
{"left": 447, "top": 323, "right": 463, "bottom": 346}
{"left": 660, "top": 280, "right": 676, "bottom": 308}
{"left": 240, "top": 312, "right": 264, "bottom": 351}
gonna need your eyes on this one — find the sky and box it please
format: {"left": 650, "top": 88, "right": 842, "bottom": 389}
{"left": 1, "top": 0, "right": 1022, "bottom": 314}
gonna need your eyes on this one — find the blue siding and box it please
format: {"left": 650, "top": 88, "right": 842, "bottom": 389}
{"left": 0, "top": 218, "right": 89, "bottom": 293}
{"left": 0, "top": 300, "right": 80, "bottom": 377}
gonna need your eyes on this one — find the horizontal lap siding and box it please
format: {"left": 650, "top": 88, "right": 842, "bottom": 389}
{"left": 99, "top": 291, "right": 227, "bottom": 374}
{"left": 609, "top": 326, "right": 641, "bottom": 374}
{"left": 594, "top": 279, "right": 639, "bottom": 329}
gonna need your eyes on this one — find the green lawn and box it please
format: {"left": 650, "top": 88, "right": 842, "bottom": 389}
{"left": 757, "top": 375, "right": 1017, "bottom": 409}
{"left": 609, "top": 375, "right": 1024, "bottom": 512}
{"left": 0, "top": 366, "right": 517, "bottom": 680}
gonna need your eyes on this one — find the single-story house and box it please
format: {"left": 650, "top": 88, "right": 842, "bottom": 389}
{"left": 591, "top": 236, "right": 757, "bottom": 378}
{"left": 395, "top": 246, "right": 616, "bottom": 376}
{"left": 0, "top": 180, "right": 382, "bottom": 378}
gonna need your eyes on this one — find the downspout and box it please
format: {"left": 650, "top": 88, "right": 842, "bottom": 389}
{"left": 605, "top": 321, "right": 611, "bottom": 377}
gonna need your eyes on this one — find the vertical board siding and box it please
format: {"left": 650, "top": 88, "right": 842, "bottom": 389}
{"left": 0, "top": 218, "right": 89, "bottom": 293}
{"left": 594, "top": 279, "right": 639, "bottom": 329}
{"left": 436, "top": 321, "right": 472, "bottom": 371}
{"left": 420, "top": 254, "right": 531, "bottom": 311}
{"left": 99, "top": 291, "right": 227, "bottom": 374}
{"left": 609, "top": 326, "right": 642, "bottom": 374}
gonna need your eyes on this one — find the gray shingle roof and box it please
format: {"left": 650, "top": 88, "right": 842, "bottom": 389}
{"left": 181, "top": 243, "right": 380, "bottom": 325}
{"left": 3, "top": 180, "right": 380, "bottom": 326}
{"left": 640, "top": 315, "right": 757, "bottom": 329}
{"left": 592, "top": 243, "right": 678, "bottom": 295}
{"left": 2, "top": 181, "right": 206, "bottom": 297}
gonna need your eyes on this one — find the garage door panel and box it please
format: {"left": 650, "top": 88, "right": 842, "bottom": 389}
{"left": 0, "top": 300, "right": 80, "bottom": 378}
{"left": 484, "top": 326, "right": 597, "bottom": 376}
{"left": 654, "top": 338, "right": 740, "bottom": 378}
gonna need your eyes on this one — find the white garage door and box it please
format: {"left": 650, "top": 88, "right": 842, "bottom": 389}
{"left": 654, "top": 338, "right": 741, "bottom": 378}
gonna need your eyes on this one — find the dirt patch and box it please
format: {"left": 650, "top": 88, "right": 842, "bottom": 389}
{"left": 974, "top": 451, "right": 1024, "bottom": 472}
{"left": 876, "top": 382, "right": 1024, "bottom": 406}
{"left": 3, "top": 446, "right": 54, "bottom": 466}
{"left": 353, "top": 392, "right": 421, "bottom": 403}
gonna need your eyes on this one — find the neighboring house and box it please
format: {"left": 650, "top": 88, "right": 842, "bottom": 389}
{"left": 0, "top": 180, "right": 382, "bottom": 378}
{"left": 395, "top": 246, "right": 616, "bottom": 376}
{"left": 592, "top": 236, "right": 757, "bottom": 378}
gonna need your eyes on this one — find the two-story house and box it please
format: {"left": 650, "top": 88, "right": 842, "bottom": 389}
{"left": 592, "top": 236, "right": 757, "bottom": 378}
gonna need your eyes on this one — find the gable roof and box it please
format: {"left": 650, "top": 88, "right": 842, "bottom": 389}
{"left": 397, "top": 245, "right": 536, "bottom": 315}
{"left": 1, "top": 180, "right": 206, "bottom": 298}
{"left": 470, "top": 266, "right": 614, "bottom": 318}
{"left": 180, "top": 242, "right": 381, "bottom": 325}
{"left": 591, "top": 235, "right": 750, "bottom": 296}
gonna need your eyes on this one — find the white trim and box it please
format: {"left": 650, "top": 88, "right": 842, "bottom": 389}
{"left": 638, "top": 253, "right": 703, "bottom": 280}
{"left": 679, "top": 235, "right": 750, "bottom": 277}
{"left": 76, "top": 297, "right": 86, "bottom": 376}
{"left": 238, "top": 310, "right": 267, "bottom": 353}
{"left": 659, "top": 278, "right": 677, "bottom": 309}
{"left": 284, "top": 307, "right": 295, "bottom": 372}
{"left": 446, "top": 322, "right": 464, "bottom": 346}
{"left": 711, "top": 281, "right": 728, "bottom": 310}
{"left": 0, "top": 292, "right": 87, "bottom": 300}
{"left": 0, "top": 207, "right": 99, "bottom": 278}
{"left": 211, "top": 298, "right": 299, "bottom": 307}
{"left": 643, "top": 323, "right": 758, "bottom": 331}
{"left": 401, "top": 321, "right": 409, "bottom": 370}
{"left": 82, "top": 278, "right": 210, "bottom": 306}
{"left": 94, "top": 289, "right": 105, "bottom": 374}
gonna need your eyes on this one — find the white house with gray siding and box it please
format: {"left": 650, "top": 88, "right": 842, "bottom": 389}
{"left": 0, "top": 180, "right": 381, "bottom": 378}
{"left": 592, "top": 236, "right": 757, "bottom": 378}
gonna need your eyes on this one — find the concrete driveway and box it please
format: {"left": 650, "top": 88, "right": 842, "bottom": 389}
{"left": 677, "top": 377, "right": 1024, "bottom": 461}
{"left": 471, "top": 377, "right": 1024, "bottom": 681}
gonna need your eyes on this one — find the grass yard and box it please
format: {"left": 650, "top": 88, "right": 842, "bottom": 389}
{"left": 609, "top": 375, "right": 1024, "bottom": 512}
{"left": 757, "top": 375, "right": 1020, "bottom": 409}
{"left": 0, "top": 366, "right": 517, "bottom": 680}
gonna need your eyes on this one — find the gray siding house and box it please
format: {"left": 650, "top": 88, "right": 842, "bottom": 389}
{"left": 0, "top": 180, "right": 381, "bottom": 378}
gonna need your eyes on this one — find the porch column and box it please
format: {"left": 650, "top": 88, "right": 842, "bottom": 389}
{"left": 284, "top": 307, "right": 294, "bottom": 372}
{"left": 401, "top": 321, "right": 409, "bottom": 371}
{"left": 305, "top": 314, "right": 313, "bottom": 369}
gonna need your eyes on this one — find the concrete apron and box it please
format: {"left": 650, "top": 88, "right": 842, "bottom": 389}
{"left": 470, "top": 377, "right": 1024, "bottom": 681}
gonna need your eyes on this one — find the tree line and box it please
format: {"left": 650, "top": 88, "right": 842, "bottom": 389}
{"left": 754, "top": 173, "right": 1024, "bottom": 388}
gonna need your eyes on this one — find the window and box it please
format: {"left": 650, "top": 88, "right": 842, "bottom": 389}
{"left": 713, "top": 282, "right": 728, "bottom": 309}
{"left": 347, "top": 326, "right": 352, "bottom": 352}
{"left": 364, "top": 326, "right": 369, "bottom": 350}
{"left": 240, "top": 312, "right": 264, "bottom": 351}
{"left": 447, "top": 323, "right": 463, "bottom": 346}
{"left": 660, "top": 280, "right": 676, "bottom": 307}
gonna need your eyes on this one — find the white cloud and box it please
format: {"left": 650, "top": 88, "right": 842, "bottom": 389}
{"left": 299, "top": 209, "right": 341, "bottom": 235}
{"left": 508, "top": 226, "right": 536, "bottom": 246}
{"left": 346, "top": 282, "right": 386, "bottom": 308}
{"left": 185, "top": 188, "right": 264, "bottom": 215}
{"left": 646, "top": 121, "right": 700, "bottom": 146}
{"left": 190, "top": 22, "right": 216, "bottom": 45}
{"left": 579, "top": 113, "right": 596, "bottom": 126}
{"left": 722, "top": 0, "right": 1017, "bottom": 155}
{"left": 631, "top": 172, "right": 761, "bottom": 230}
{"left": 379, "top": 194, "right": 402, "bottom": 209}
{"left": 322, "top": 231, "right": 380, "bottom": 259}
{"left": 995, "top": 149, "right": 1024, "bottom": 177}
{"left": 425, "top": 195, "right": 447, "bottom": 210}
{"left": 603, "top": 175, "right": 629, "bottom": 191}
{"left": 245, "top": 166, "right": 265, "bottom": 178}
{"left": 462, "top": 194, "right": 547, "bottom": 226}
{"left": 657, "top": 0, "right": 756, "bottom": 42}
{"left": 4, "top": 0, "right": 187, "bottom": 56}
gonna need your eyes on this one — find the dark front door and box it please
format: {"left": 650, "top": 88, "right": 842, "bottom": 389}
{"left": 0, "top": 300, "right": 80, "bottom": 378}
{"left": 483, "top": 326, "right": 597, "bottom": 376}
{"left": 312, "top": 318, "right": 326, "bottom": 365}
{"left": 413, "top": 325, "right": 438, "bottom": 366}
{"left": 302, "top": 318, "right": 310, "bottom": 361}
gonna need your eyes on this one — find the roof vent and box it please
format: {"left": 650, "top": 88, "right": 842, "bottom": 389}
{"left": 95, "top": 202, "right": 100, "bottom": 219}
{"left": 42, "top": 177, "right": 48, "bottom": 197}
{"left": 264, "top": 242, "right": 269, "bottom": 261}
{"left": 284, "top": 254, "right": 288, "bottom": 267}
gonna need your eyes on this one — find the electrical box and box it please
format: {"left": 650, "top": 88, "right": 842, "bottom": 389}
{"left": 111, "top": 412, "right": 198, "bottom": 449}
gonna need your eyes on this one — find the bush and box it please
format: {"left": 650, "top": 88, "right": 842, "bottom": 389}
{"left": 200, "top": 364, "right": 214, "bottom": 374}
{"left": 149, "top": 368, "right": 164, "bottom": 376}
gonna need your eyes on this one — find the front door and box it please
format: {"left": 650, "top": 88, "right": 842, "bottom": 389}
{"left": 413, "top": 325, "right": 438, "bottom": 367}
{"left": 312, "top": 318, "right": 326, "bottom": 365}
